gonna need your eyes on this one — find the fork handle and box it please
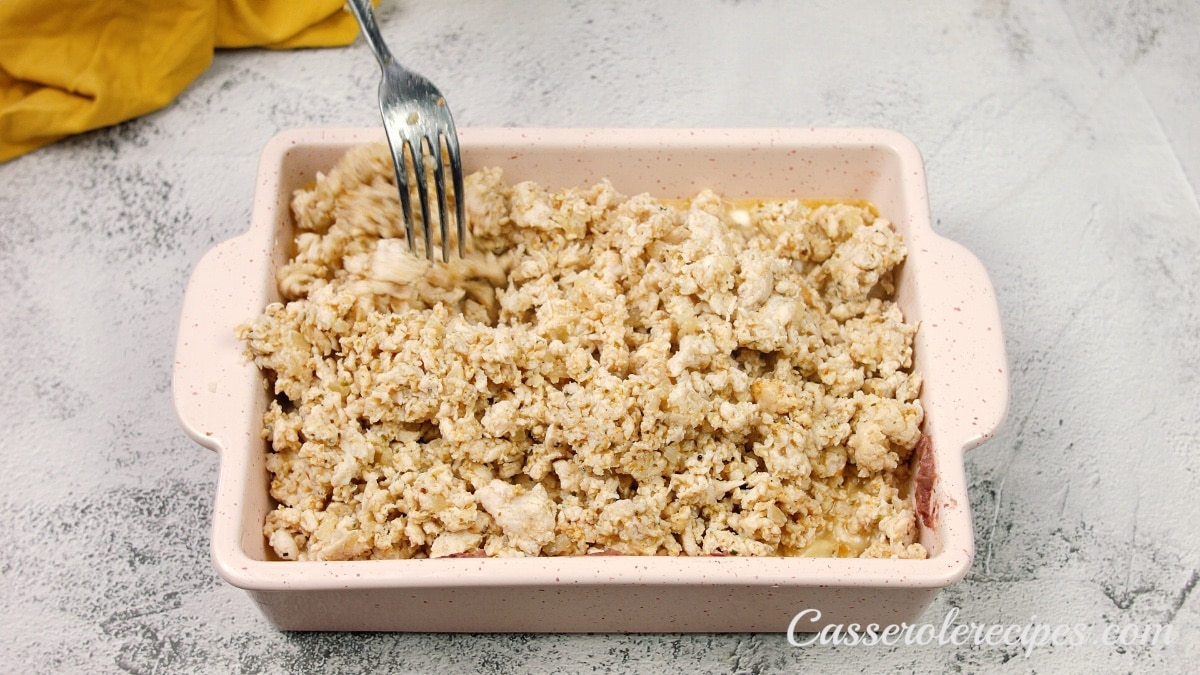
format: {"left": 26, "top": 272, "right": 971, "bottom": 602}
{"left": 346, "top": 0, "right": 394, "bottom": 67}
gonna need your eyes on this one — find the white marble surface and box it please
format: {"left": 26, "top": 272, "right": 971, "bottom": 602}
{"left": 2, "top": 0, "right": 1198, "bottom": 671}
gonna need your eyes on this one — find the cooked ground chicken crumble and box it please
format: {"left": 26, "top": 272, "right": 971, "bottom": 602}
{"left": 237, "top": 143, "right": 927, "bottom": 561}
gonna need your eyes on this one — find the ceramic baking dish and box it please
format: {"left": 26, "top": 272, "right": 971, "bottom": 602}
{"left": 173, "top": 127, "right": 1008, "bottom": 632}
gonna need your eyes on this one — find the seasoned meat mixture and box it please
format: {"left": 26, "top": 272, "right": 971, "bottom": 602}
{"left": 238, "top": 143, "right": 927, "bottom": 560}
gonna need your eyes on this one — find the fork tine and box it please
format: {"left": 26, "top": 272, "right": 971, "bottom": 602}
{"left": 443, "top": 130, "right": 466, "bottom": 257}
{"left": 408, "top": 137, "right": 434, "bottom": 260}
{"left": 396, "top": 143, "right": 416, "bottom": 253}
{"left": 431, "top": 135, "right": 451, "bottom": 263}
{"left": 382, "top": 126, "right": 416, "bottom": 253}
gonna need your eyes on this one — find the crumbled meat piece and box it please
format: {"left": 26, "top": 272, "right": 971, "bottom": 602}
{"left": 242, "top": 143, "right": 927, "bottom": 560}
{"left": 475, "top": 480, "right": 557, "bottom": 556}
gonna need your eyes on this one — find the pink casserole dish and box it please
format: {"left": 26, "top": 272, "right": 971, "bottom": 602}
{"left": 173, "top": 128, "right": 1008, "bottom": 632}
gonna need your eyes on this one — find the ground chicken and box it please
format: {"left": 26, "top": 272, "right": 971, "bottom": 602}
{"left": 237, "top": 143, "right": 927, "bottom": 560}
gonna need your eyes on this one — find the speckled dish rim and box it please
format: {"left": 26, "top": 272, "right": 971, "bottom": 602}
{"left": 173, "top": 128, "right": 1008, "bottom": 619}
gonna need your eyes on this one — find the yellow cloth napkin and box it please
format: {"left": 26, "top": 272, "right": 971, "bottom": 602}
{"left": 0, "top": 0, "right": 364, "bottom": 163}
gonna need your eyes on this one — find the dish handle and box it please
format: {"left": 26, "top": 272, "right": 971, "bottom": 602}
{"left": 172, "top": 232, "right": 270, "bottom": 454}
{"left": 915, "top": 234, "right": 1010, "bottom": 454}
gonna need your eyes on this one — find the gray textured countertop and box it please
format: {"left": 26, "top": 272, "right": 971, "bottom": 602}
{"left": 2, "top": 0, "right": 1198, "bottom": 672}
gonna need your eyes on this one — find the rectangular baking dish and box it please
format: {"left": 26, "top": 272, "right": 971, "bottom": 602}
{"left": 173, "top": 127, "right": 1008, "bottom": 632}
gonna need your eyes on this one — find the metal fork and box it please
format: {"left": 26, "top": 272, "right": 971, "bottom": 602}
{"left": 346, "top": 0, "right": 466, "bottom": 261}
